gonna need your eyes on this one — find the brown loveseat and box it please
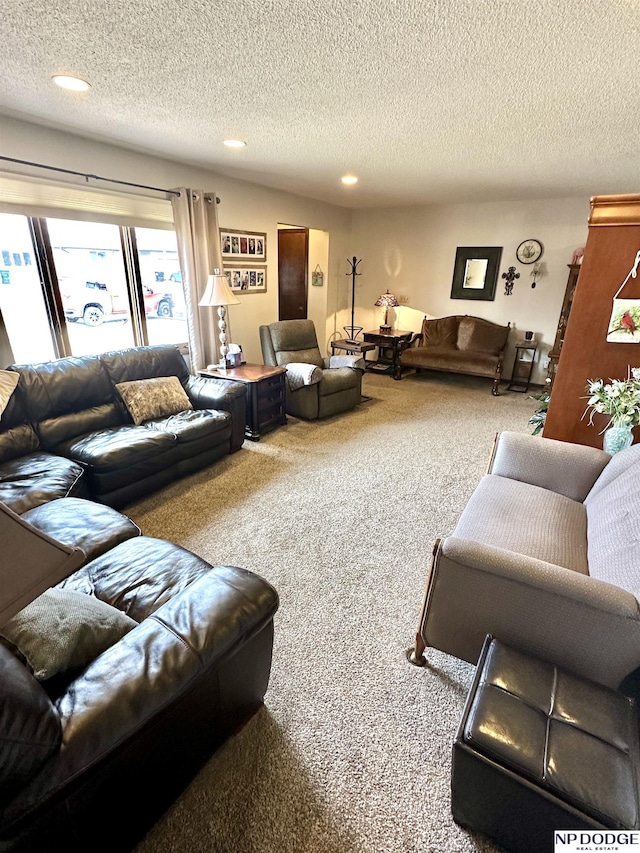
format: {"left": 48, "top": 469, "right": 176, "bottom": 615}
{"left": 398, "top": 315, "right": 510, "bottom": 394}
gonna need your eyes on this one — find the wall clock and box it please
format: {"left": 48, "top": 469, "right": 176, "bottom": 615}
{"left": 516, "top": 239, "right": 543, "bottom": 264}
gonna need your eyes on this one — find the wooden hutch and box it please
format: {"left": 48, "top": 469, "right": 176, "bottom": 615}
{"left": 546, "top": 263, "right": 581, "bottom": 390}
{"left": 544, "top": 193, "right": 640, "bottom": 448}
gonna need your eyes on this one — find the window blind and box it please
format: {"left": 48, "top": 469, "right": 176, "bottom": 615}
{"left": 0, "top": 172, "right": 174, "bottom": 229}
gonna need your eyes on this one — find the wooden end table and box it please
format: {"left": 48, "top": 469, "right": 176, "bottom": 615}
{"left": 507, "top": 342, "right": 537, "bottom": 393}
{"left": 199, "top": 363, "right": 287, "bottom": 441}
{"left": 330, "top": 339, "right": 377, "bottom": 359}
{"left": 362, "top": 329, "right": 413, "bottom": 379}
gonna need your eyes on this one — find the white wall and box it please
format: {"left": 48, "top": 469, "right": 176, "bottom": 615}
{"left": 351, "top": 197, "right": 591, "bottom": 384}
{"left": 1, "top": 117, "right": 595, "bottom": 380}
{"left": 307, "top": 229, "right": 332, "bottom": 353}
{"left": 0, "top": 116, "right": 353, "bottom": 363}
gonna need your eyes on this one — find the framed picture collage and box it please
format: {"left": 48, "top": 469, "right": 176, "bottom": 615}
{"left": 220, "top": 229, "right": 267, "bottom": 293}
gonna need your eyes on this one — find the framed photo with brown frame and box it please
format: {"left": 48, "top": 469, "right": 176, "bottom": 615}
{"left": 450, "top": 246, "right": 503, "bottom": 301}
{"left": 220, "top": 229, "right": 267, "bottom": 262}
{"left": 224, "top": 265, "right": 267, "bottom": 294}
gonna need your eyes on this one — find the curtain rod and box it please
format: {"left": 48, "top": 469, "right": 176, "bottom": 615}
{"left": 0, "top": 156, "right": 221, "bottom": 202}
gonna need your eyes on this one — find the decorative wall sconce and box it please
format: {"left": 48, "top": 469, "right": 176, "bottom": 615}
{"left": 531, "top": 262, "right": 545, "bottom": 288}
{"left": 502, "top": 266, "right": 520, "bottom": 296}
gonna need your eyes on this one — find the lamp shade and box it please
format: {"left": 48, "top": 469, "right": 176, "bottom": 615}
{"left": 374, "top": 290, "right": 399, "bottom": 308}
{"left": 198, "top": 271, "right": 240, "bottom": 307}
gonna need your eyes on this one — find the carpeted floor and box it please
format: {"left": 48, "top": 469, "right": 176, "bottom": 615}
{"left": 129, "top": 370, "right": 537, "bottom": 853}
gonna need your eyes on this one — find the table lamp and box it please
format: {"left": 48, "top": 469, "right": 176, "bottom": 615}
{"left": 375, "top": 290, "right": 399, "bottom": 332}
{"left": 198, "top": 269, "right": 240, "bottom": 367}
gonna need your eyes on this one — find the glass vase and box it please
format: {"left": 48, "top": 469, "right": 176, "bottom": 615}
{"left": 603, "top": 422, "right": 634, "bottom": 455}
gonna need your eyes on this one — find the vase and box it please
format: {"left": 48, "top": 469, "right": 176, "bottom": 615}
{"left": 603, "top": 423, "right": 634, "bottom": 455}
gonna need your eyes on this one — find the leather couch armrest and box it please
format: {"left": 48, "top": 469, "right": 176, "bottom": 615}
{"left": 184, "top": 375, "right": 247, "bottom": 451}
{"left": 488, "top": 431, "right": 610, "bottom": 502}
{"left": 148, "top": 564, "right": 279, "bottom": 661}
{"left": 11, "top": 568, "right": 279, "bottom": 820}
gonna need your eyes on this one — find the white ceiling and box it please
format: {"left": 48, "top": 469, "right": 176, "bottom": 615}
{"left": 0, "top": 0, "right": 638, "bottom": 209}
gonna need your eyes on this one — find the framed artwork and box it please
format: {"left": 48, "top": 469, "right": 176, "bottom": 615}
{"left": 224, "top": 265, "right": 267, "bottom": 293}
{"left": 450, "top": 246, "right": 503, "bottom": 301}
{"left": 220, "top": 229, "right": 267, "bottom": 262}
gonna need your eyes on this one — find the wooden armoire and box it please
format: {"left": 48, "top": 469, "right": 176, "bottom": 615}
{"left": 544, "top": 193, "right": 640, "bottom": 448}
{"left": 546, "top": 263, "right": 581, "bottom": 390}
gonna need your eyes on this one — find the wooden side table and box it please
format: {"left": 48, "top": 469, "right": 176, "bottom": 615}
{"left": 199, "top": 363, "right": 287, "bottom": 441}
{"left": 362, "top": 329, "right": 413, "bottom": 379}
{"left": 508, "top": 342, "right": 537, "bottom": 393}
{"left": 330, "top": 339, "right": 377, "bottom": 359}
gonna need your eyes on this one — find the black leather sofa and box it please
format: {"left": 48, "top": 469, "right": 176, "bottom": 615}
{"left": 1, "top": 345, "right": 247, "bottom": 509}
{"left": 0, "top": 388, "right": 88, "bottom": 515}
{"left": 0, "top": 498, "right": 279, "bottom": 853}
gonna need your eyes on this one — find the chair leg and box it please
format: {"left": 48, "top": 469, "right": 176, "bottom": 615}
{"left": 492, "top": 362, "right": 503, "bottom": 396}
{"left": 406, "top": 539, "right": 441, "bottom": 667}
{"left": 407, "top": 632, "right": 427, "bottom": 666}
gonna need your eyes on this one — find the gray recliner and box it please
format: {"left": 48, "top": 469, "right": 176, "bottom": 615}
{"left": 259, "top": 320, "right": 363, "bottom": 420}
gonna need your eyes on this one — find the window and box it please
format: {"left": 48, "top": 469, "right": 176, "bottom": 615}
{"left": 0, "top": 212, "right": 187, "bottom": 366}
{"left": 134, "top": 227, "right": 188, "bottom": 347}
{"left": 47, "top": 218, "right": 135, "bottom": 357}
{"left": 0, "top": 214, "right": 56, "bottom": 363}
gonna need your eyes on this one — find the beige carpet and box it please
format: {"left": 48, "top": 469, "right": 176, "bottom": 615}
{"left": 129, "top": 370, "right": 537, "bottom": 853}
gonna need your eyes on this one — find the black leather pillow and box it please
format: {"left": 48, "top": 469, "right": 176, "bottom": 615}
{"left": 0, "top": 643, "right": 62, "bottom": 798}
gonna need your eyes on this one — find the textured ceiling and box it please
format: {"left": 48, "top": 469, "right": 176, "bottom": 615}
{"left": 0, "top": 0, "right": 639, "bottom": 208}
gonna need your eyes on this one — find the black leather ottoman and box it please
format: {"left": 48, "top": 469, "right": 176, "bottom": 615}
{"left": 452, "top": 636, "right": 640, "bottom": 853}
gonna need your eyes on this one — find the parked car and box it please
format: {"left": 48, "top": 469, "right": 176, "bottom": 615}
{"left": 143, "top": 283, "right": 183, "bottom": 318}
{"left": 61, "top": 278, "right": 183, "bottom": 327}
{"left": 60, "top": 278, "right": 126, "bottom": 326}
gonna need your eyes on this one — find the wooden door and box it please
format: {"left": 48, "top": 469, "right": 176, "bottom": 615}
{"left": 278, "top": 228, "right": 308, "bottom": 320}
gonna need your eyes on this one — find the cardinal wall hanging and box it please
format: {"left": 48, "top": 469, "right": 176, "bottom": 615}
{"left": 607, "top": 250, "right": 640, "bottom": 344}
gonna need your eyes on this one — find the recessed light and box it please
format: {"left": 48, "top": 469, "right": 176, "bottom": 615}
{"left": 341, "top": 175, "right": 358, "bottom": 185}
{"left": 52, "top": 74, "right": 91, "bottom": 92}
{"left": 223, "top": 139, "right": 247, "bottom": 149}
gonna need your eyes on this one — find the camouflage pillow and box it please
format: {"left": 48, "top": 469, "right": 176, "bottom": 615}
{"left": 116, "top": 376, "right": 193, "bottom": 425}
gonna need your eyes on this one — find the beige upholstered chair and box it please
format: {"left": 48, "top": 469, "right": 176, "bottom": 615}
{"left": 410, "top": 431, "right": 640, "bottom": 688}
{"left": 259, "top": 320, "right": 363, "bottom": 420}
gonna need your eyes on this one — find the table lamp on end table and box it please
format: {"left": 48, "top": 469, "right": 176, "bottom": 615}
{"left": 375, "top": 290, "right": 399, "bottom": 332}
{"left": 199, "top": 269, "right": 240, "bottom": 369}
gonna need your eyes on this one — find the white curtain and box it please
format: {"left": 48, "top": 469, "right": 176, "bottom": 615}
{"left": 170, "top": 188, "right": 224, "bottom": 371}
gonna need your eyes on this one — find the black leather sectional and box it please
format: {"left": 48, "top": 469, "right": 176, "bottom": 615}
{"left": 0, "top": 499, "right": 279, "bottom": 853}
{"left": 1, "top": 344, "right": 247, "bottom": 509}
{"left": 0, "top": 346, "right": 279, "bottom": 851}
